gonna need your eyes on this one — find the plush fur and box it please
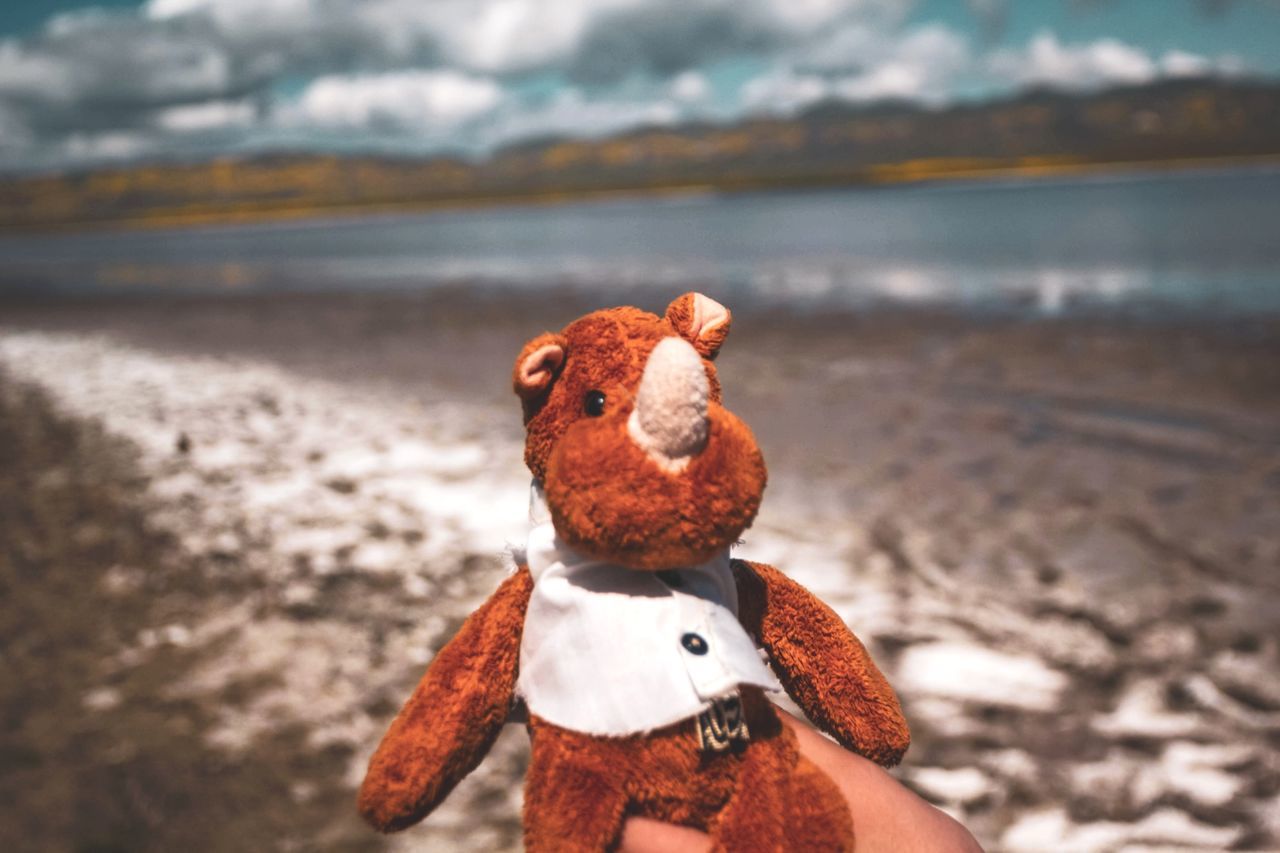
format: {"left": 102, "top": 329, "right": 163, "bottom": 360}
{"left": 357, "top": 567, "right": 533, "bottom": 831}
{"left": 359, "top": 293, "right": 909, "bottom": 850}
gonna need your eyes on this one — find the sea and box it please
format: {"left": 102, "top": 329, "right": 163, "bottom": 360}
{"left": 1, "top": 166, "right": 1278, "bottom": 317}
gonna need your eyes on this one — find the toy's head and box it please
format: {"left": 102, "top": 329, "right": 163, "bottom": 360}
{"left": 513, "top": 292, "right": 766, "bottom": 570}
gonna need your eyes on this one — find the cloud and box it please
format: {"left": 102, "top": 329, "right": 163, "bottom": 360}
{"left": 0, "top": 41, "right": 77, "bottom": 103}
{"left": 0, "top": 103, "right": 33, "bottom": 151}
{"left": 793, "top": 22, "right": 883, "bottom": 74}
{"left": 831, "top": 24, "right": 971, "bottom": 103}
{"left": 991, "top": 31, "right": 1155, "bottom": 88}
{"left": 741, "top": 68, "right": 829, "bottom": 114}
{"left": 289, "top": 70, "right": 502, "bottom": 131}
{"left": 0, "top": 12, "right": 242, "bottom": 134}
{"left": 1159, "top": 48, "right": 1245, "bottom": 79}
{"left": 62, "top": 130, "right": 156, "bottom": 161}
{"left": 560, "top": 0, "right": 910, "bottom": 84}
{"left": 483, "top": 87, "right": 680, "bottom": 144}
{"left": 741, "top": 23, "right": 971, "bottom": 113}
{"left": 437, "top": 0, "right": 637, "bottom": 75}
{"left": 988, "top": 31, "right": 1242, "bottom": 92}
{"left": 669, "top": 70, "right": 711, "bottom": 103}
{"left": 136, "top": 0, "right": 902, "bottom": 82}
{"left": 156, "top": 99, "right": 257, "bottom": 132}
{"left": 146, "top": 0, "right": 312, "bottom": 23}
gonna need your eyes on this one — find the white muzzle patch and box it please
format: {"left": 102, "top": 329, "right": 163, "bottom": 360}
{"left": 627, "top": 337, "right": 710, "bottom": 472}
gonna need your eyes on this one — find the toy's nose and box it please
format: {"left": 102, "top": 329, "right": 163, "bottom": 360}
{"left": 627, "top": 336, "right": 709, "bottom": 472}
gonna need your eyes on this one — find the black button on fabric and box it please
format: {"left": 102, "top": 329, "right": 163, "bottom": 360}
{"left": 681, "top": 632, "right": 708, "bottom": 655}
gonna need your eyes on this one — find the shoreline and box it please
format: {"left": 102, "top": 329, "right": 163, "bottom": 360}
{"left": 3, "top": 153, "right": 1279, "bottom": 236}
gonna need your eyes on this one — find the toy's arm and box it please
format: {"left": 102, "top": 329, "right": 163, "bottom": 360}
{"left": 358, "top": 566, "right": 534, "bottom": 832}
{"left": 732, "top": 559, "right": 909, "bottom": 767}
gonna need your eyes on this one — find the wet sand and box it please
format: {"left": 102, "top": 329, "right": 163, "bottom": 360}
{"left": 1, "top": 292, "right": 1278, "bottom": 851}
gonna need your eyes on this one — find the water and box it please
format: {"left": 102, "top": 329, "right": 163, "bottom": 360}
{"left": 1, "top": 167, "right": 1278, "bottom": 316}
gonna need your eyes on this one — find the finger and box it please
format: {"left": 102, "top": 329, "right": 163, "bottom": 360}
{"left": 617, "top": 816, "right": 712, "bottom": 853}
{"left": 779, "top": 709, "right": 985, "bottom": 852}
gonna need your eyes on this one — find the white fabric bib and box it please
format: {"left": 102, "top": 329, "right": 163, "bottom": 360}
{"left": 516, "top": 489, "right": 780, "bottom": 736}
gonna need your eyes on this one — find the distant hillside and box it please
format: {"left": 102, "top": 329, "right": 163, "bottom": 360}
{"left": 2, "top": 78, "right": 1278, "bottom": 230}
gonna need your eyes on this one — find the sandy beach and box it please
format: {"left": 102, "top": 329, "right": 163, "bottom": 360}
{"left": 1, "top": 291, "right": 1278, "bottom": 851}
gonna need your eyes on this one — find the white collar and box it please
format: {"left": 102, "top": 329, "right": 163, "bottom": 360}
{"left": 516, "top": 480, "right": 779, "bottom": 735}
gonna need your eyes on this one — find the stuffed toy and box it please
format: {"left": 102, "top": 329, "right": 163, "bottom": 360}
{"left": 357, "top": 293, "right": 910, "bottom": 851}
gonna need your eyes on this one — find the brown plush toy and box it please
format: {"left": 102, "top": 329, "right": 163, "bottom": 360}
{"left": 358, "top": 293, "right": 909, "bottom": 851}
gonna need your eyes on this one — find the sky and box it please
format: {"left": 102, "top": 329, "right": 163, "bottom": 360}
{"left": 0, "top": 0, "right": 1277, "bottom": 173}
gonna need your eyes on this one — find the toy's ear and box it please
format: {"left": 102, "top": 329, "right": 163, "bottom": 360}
{"left": 665, "top": 292, "right": 731, "bottom": 359}
{"left": 513, "top": 333, "right": 566, "bottom": 401}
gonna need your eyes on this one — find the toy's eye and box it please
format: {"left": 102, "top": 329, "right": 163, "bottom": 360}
{"left": 583, "top": 390, "right": 606, "bottom": 417}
